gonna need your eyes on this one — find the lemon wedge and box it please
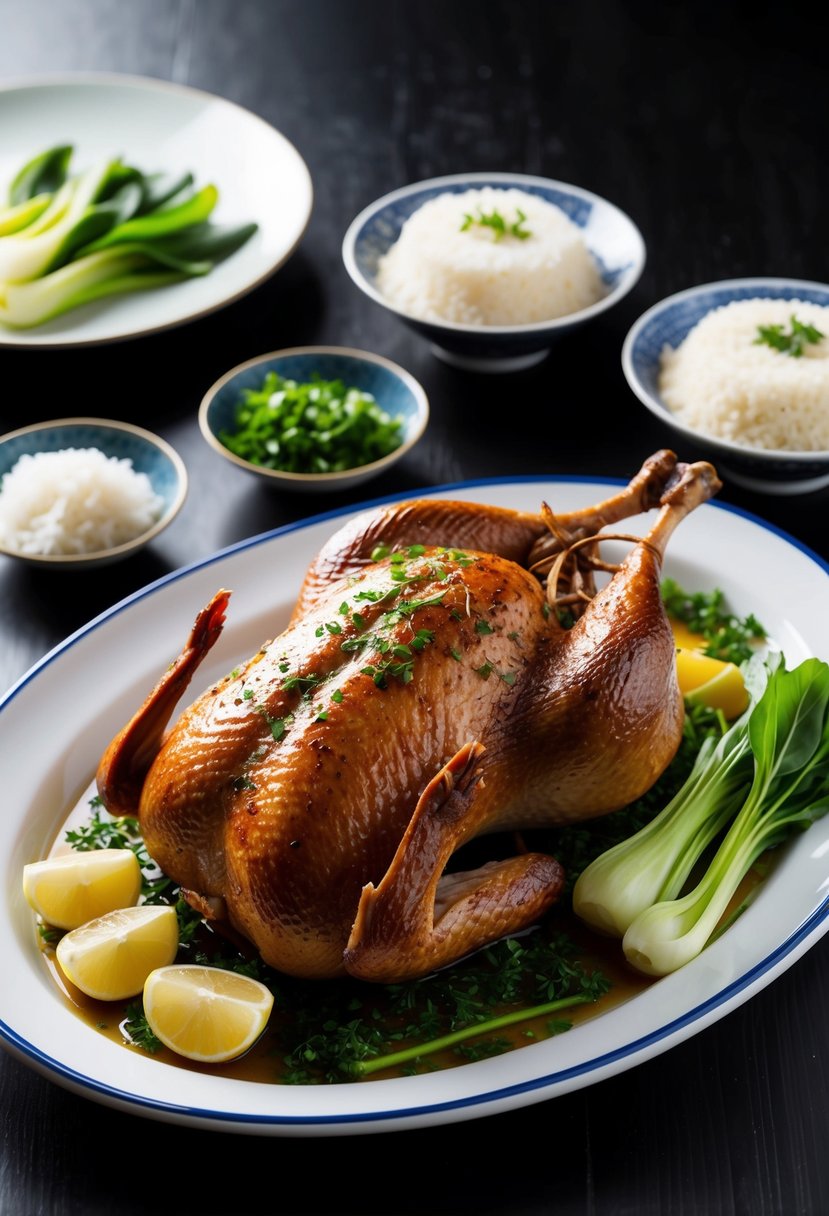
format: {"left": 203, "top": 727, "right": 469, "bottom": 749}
{"left": 675, "top": 647, "right": 748, "bottom": 719}
{"left": 675, "top": 647, "right": 731, "bottom": 692}
{"left": 55, "top": 904, "right": 179, "bottom": 1001}
{"left": 142, "top": 965, "right": 275, "bottom": 1063}
{"left": 23, "top": 848, "right": 142, "bottom": 930}
{"left": 670, "top": 619, "right": 708, "bottom": 652}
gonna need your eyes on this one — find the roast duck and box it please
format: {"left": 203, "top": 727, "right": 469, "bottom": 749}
{"left": 97, "top": 450, "right": 720, "bottom": 983}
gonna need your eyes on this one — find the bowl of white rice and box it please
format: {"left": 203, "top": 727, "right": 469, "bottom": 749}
{"left": 622, "top": 278, "right": 829, "bottom": 495}
{"left": 0, "top": 418, "right": 188, "bottom": 568}
{"left": 342, "top": 173, "right": 645, "bottom": 373}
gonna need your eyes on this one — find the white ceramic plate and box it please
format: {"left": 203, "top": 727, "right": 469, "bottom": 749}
{"left": 1, "top": 477, "right": 827, "bottom": 1136}
{"left": 0, "top": 73, "right": 313, "bottom": 347}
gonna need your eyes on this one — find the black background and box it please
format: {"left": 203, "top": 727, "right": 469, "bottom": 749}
{"left": 1, "top": 3, "right": 827, "bottom": 1214}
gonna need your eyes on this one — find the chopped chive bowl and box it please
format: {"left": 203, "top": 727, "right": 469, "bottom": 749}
{"left": 198, "top": 346, "right": 430, "bottom": 493}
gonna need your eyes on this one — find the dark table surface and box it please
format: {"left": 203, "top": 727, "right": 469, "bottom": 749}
{"left": 1, "top": 2, "right": 828, "bottom": 1213}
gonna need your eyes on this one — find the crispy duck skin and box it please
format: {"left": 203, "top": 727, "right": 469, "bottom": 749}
{"left": 96, "top": 451, "right": 721, "bottom": 983}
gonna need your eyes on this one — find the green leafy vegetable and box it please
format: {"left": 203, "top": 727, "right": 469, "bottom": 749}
{"left": 573, "top": 654, "right": 829, "bottom": 975}
{"left": 460, "top": 206, "right": 531, "bottom": 241}
{"left": 754, "top": 314, "right": 825, "bottom": 358}
{"left": 0, "top": 145, "right": 257, "bottom": 328}
{"left": 8, "top": 144, "right": 73, "bottom": 206}
{"left": 219, "top": 370, "right": 405, "bottom": 474}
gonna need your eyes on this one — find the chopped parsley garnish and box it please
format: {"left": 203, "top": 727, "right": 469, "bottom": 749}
{"left": 754, "top": 314, "right": 825, "bottom": 358}
{"left": 276, "top": 930, "right": 608, "bottom": 1083}
{"left": 660, "top": 578, "right": 766, "bottom": 663}
{"left": 281, "top": 673, "right": 322, "bottom": 696}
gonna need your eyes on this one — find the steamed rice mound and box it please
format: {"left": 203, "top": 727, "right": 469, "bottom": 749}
{"left": 375, "top": 187, "right": 605, "bottom": 326}
{"left": 0, "top": 447, "right": 164, "bottom": 556}
{"left": 659, "top": 298, "right": 829, "bottom": 451}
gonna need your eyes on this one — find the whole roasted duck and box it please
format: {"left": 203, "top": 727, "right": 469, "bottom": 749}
{"left": 97, "top": 451, "right": 720, "bottom": 983}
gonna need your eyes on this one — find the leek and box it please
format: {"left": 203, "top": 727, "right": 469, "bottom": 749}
{"left": 573, "top": 654, "right": 829, "bottom": 975}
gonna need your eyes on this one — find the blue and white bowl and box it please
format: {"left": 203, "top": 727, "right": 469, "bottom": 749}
{"left": 0, "top": 417, "right": 188, "bottom": 568}
{"left": 622, "top": 277, "right": 829, "bottom": 496}
{"left": 342, "top": 172, "right": 646, "bottom": 373}
{"left": 199, "top": 346, "right": 429, "bottom": 493}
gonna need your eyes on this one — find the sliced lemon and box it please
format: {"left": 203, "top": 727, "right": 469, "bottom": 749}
{"left": 142, "top": 964, "right": 275, "bottom": 1063}
{"left": 55, "top": 904, "right": 179, "bottom": 1001}
{"left": 674, "top": 646, "right": 732, "bottom": 693}
{"left": 670, "top": 619, "right": 708, "bottom": 652}
{"left": 23, "top": 848, "right": 142, "bottom": 930}
{"left": 685, "top": 663, "right": 749, "bottom": 719}
{"left": 675, "top": 647, "right": 748, "bottom": 719}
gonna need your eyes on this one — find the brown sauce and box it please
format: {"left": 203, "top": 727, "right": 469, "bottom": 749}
{"left": 34, "top": 778, "right": 776, "bottom": 1086}
{"left": 38, "top": 901, "right": 653, "bottom": 1085}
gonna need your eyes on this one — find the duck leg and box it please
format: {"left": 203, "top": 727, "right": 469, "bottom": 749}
{"left": 344, "top": 742, "right": 564, "bottom": 983}
{"left": 292, "top": 451, "right": 682, "bottom": 619}
{"left": 492, "top": 458, "right": 723, "bottom": 828}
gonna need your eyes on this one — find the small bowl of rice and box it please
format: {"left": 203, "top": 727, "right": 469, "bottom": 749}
{"left": 342, "top": 172, "right": 646, "bottom": 373}
{"left": 0, "top": 418, "right": 188, "bottom": 568}
{"left": 622, "top": 278, "right": 829, "bottom": 495}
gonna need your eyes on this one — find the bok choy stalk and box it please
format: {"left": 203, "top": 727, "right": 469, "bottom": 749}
{"left": 0, "top": 144, "right": 257, "bottom": 327}
{"left": 572, "top": 653, "right": 774, "bottom": 936}
{"left": 574, "top": 654, "right": 829, "bottom": 975}
{"left": 0, "top": 158, "right": 115, "bottom": 283}
{"left": 0, "top": 223, "right": 258, "bottom": 328}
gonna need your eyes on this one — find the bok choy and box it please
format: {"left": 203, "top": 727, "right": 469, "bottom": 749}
{"left": 0, "top": 145, "right": 257, "bottom": 328}
{"left": 573, "top": 653, "right": 829, "bottom": 975}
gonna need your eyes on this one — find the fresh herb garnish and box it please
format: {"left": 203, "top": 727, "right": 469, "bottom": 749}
{"left": 660, "top": 578, "right": 766, "bottom": 663}
{"left": 460, "top": 206, "right": 531, "bottom": 242}
{"left": 277, "top": 931, "right": 609, "bottom": 1083}
{"left": 753, "top": 314, "right": 825, "bottom": 358}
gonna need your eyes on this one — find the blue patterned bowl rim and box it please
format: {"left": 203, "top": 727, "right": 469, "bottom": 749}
{"left": 621, "top": 277, "right": 829, "bottom": 464}
{"left": 342, "top": 172, "right": 646, "bottom": 336}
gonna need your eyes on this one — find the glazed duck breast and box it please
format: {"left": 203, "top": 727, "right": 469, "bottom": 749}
{"left": 97, "top": 451, "right": 721, "bottom": 983}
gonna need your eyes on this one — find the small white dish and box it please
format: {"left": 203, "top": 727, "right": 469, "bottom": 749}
{"left": 0, "top": 417, "right": 187, "bottom": 568}
{"left": 342, "top": 172, "right": 646, "bottom": 373}
{"left": 0, "top": 73, "right": 313, "bottom": 348}
{"left": 199, "top": 345, "right": 429, "bottom": 493}
{"left": 622, "top": 277, "right": 829, "bottom": 495}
